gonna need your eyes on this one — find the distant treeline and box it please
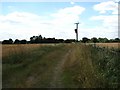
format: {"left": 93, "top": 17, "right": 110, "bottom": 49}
{"left": 81, "top": 37, "right": 120, "bottom": 43}
{"left": 1, "top": 35, "right": 120, "bottom": 44}
{"left": 2, "top": 35, "right": 75, "bottom": 44}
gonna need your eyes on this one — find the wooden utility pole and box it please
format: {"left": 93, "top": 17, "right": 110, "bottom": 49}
{"left": 74, "top": 22, "right": 79, "bottom": 42}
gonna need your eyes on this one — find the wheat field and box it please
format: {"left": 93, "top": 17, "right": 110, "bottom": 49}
{"left": 96, "top": 43, "right": 119, "bottom": 49}
{"left": 2, "top": 44, "right": 58, "bottom": 58}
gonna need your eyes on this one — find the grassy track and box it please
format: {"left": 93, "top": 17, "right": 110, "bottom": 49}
{"left": 2, "top": 43, "right": 120, "bottom": 88}
{"left": 62, "top": 44, "right": 105, "bottom": 88}
{"left": 3, "top": 44, "right": 72, "bottom": 88}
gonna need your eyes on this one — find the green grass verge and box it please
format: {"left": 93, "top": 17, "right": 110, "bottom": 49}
{"left": 61, "top": 44, "right": 120, "bottom": 88}
{"left": 90, "top": 45, "right": 120, "bottom": 88}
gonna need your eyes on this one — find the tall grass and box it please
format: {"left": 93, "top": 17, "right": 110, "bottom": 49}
{"left": 2, "top": 44, "right": 49, "bottom": 58}
{"left": 62, "top": 44, "right": 105, "bottom": 88}
{"left": 62, "top": 43, "right": 120, "bottom": 88}
{"left": 90, "top": 45, "right": 120, "bottom": 88}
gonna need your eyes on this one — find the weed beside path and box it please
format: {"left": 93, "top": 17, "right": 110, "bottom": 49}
{"left": 2, "top": 43, "right": 120, "bottom": 88}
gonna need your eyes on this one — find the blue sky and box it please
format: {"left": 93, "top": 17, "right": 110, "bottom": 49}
{"left": 0, "top": 1, "right": 118, "bottom": 40}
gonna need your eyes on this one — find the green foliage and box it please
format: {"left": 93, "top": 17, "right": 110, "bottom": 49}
{"left": 90, "top": 46, "right": 120, "bottom": 88}
{"left": 91, "top": 37, "right": 98, "bottom": 43}
{"left": 82, "top": 37, "right": 89, "bottom": 43}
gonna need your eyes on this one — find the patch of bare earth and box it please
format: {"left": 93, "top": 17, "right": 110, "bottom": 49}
{"left": 50, "top": 50, "right": 71, "bottom": 88}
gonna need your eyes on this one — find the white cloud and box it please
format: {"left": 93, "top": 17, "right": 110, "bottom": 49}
{"left": 90, "top": 15, "right": 118, "bottom": 38}
{"left": 51, "top": 6, "right": 85, "bottom": 25}
{"left": 93, "top": 1, "right": 118, "bottom": 14}
{"left": 88, "top": 1, "right": 118, "bottom": 39}
{"left": 49, "top": 6, "right": 85, "bottom": 39}
{"left": 0, "top": 6, "right": 85, "bottom": 41}
{"left": 79, "top": 27, "right": 118, "bottom": 39}
{"left": 90, "top": 15, "right": 118, "bottom": 27}
{"left": 90, "top": 1, "right": 118, "bottom": 38}
{"left": 70, "top": 1, "right": 75, "bottom": 5}
{"left": 1, "top": 2, "right": 118, "bottom": 41}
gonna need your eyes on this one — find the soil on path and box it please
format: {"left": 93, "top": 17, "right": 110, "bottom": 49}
{"left": 50, "top": 50, "right": 72, "bottom": 88}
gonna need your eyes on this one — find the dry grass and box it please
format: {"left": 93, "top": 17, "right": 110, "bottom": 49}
{"left": 95, "top": 43, "right": 119, "bottom": 49}
{"left": 2, "top": 44, "right": 57, "bottom": 58}
{"left": 62, "top": 44, "right": 104, "bottom": 88}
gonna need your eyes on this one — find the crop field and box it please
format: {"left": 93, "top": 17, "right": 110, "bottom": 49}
{"left": 2, "top": 44, "right": 59, "bottom": 58}
{"left": 96, "top": 43, "right": 119, "bottom": 49}
{"left": 2, "top": 43, "right": 120, "bottom": 88}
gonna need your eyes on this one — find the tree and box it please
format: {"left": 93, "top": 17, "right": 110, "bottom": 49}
{"left": 91, "top": 37, "right": 98, "bottom": 43}
{"left": 56, "top": 39, "right": 64, "bottom": 43}
{"left": 114, "top": 38, "right": 120, "bottom": 42}
{"left": 64, "top": 39, "right": 75, "bottom": 43}
{"left": 109, "top": 39, "right": 114, "bottom": 43}
{"left": 98, "top": 38, "right": 109, "bottom": 43}
{"left": 2, "top": 38, "right": 13, "bottom": 44}
{"left": 14, "top": 39, "right": 20, "bottom": 44}
{"left": 98, "top": 38, "right": 104, "bottom": 43}
{"left": 38, "top": 35, "right": 42, "bottom": 40}
{"left": 20, "top": 39, "right": 27, "bottom": 44}
{"left": 30, "top": 36, "right": 36, "bottom": 43}
{"left": 30, "top": 35, "right": 43, "bottom": 43}
{"left": 9, "top": 38, "right": 13, "bottom": 44}
{"left": 82, "top": 37, "right": 89, "bottom": 43}
{"left": 103, "top": 38, "right": 109, "bottom": 43}
{"left": 91, "top": 37, "right": 98, "bottom": 47}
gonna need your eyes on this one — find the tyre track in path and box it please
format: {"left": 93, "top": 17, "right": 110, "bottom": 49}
{"left": 50, "top": 49, "right": 72, "bottom": 88}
